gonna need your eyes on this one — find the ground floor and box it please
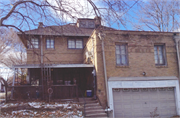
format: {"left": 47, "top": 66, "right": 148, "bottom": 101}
{"left": 8, "top": 64, "right": 180, "bottom": 118}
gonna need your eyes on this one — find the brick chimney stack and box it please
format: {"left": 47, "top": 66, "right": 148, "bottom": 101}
{"left": 38, "top": 22, "right": 43, "bottom": 28}
{"left": 94, "top": 16, "right": 101, "bottom": 28}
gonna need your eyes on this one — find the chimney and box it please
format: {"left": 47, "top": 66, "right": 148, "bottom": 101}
{"left": 94, "top": 16, "right": 101, "bottom": 28}
{"left": 38, "top": 22, "right": 43, "bottom": 28}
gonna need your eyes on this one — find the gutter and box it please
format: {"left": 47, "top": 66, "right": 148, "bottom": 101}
{"left": 98, "top": 32, "right": 109, "bottom": 107}
{"left": 174, "top": 34, "right": 180, "bottom": 79}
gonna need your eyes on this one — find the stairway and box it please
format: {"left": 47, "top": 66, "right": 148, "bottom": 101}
{"left": 79, "top": 97, "right": 107, "bottom": 117}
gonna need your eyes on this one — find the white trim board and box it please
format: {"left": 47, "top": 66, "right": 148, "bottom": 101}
{"left": 13, "top": 64, "right": 94, "bottom": 68}
{"left": 108, "top": 77, "right": 180, "bottom": 118}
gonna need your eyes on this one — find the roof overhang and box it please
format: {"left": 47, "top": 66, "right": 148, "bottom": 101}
{"left": 13, "top": 64, "right": 94, "bottom": 68}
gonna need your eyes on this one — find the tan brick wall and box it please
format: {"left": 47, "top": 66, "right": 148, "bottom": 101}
{"left": 92, "top": 30, "right": 178, "bottom": 108}
{"left": 26, "top": 36, "right": 88, "bottom": 64}
{"left": 92, "top": 31, "right": 107, "bottom": 108}
{"left": 83, "top": 35, "right": 94, "bottom": 64}
{"left": 104, "top": 31, "right": 178, "bottom": 78}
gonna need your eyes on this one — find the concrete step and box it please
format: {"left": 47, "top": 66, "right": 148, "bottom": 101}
{"left": 85, "top": 105, "right": 103, "bottom": 110}
{"left": 85, "top": 103, "right": 100, "bottom": 107}
{"left": 79, "top": 100, "right": 98, "bottom": 104}
{"left": 85, "top": 112, "right": 107, "bottom": 117}
{"left": 85, "top": 109, "right": 105, "bottom": 114}
{"left": 79, "top": 97, "right": 94, "bottom": 102}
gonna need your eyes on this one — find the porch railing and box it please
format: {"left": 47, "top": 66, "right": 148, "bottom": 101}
{"left": 8, "top": 85, "right": 79, "bottom": 100}
{"left": 51, "top": 85, "right": 78, "bottom": 100}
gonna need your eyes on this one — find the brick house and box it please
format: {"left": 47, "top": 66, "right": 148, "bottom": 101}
{"left": 11, "top": 17, "right": 180, "bottom": 117}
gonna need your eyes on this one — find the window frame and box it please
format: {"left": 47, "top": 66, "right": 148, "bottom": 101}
{"left": 28, "top": 38, "right": 39, "bottom": 49}
{"left": 46, "top": 38, "right": 55, "bottom": 49}
{"left": 154, "top": 44, "right": 167, "bottom": 66}
{"left": 115, "top": 43, "right": 129, "bottom": 66}
{"left": 68, "top": 39, "right": 83, "bottom": 49}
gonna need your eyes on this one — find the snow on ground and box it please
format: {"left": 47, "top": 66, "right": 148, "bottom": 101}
{"left": 0, "top": 101, "right": 83, "bottom": 117}
{"left": 1, "top": 109, "right": 83, "bottom": 117}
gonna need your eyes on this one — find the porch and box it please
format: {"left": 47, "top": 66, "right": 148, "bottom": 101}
{"left": 9, "top": 64, "right": 96, "bottom": 101}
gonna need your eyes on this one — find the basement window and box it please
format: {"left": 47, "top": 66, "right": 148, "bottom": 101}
{"left": 68, "top": 39, "right": 83, "bottom": 49}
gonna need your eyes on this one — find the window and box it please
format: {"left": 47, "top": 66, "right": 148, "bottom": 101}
{"left": 28, "top": 38, "right": 39, "bottom": 49}
{"left": 116, "top": 44, "right": 128, "bottom": 66}
{"left": 46, "top": 39, "right": 54, "bottom": 49}
{"left": 154, "top": 45, "right": 166, "bottom": 65}
{"left": 68, "top": 39, "right": 83, "bottom": 49}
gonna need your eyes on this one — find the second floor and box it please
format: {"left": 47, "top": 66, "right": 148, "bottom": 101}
{"left": 17, "top": 18, "right": 180, "bottom": 78}
{"left": 25, "top": 35, "right": 89, "bottom": 64}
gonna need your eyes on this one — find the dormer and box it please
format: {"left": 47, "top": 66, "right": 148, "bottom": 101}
{"left": 77, "top": 17, "right": 101, "bottom": 28}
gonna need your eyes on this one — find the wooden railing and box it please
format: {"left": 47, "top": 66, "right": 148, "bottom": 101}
{"left": 8, "top": 85, "right": 79, "bottom": 100}
{"left": 51, "top": 85, "right": 78, "bottom": 100}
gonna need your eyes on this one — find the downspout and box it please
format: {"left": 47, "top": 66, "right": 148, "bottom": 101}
{"left": 98, "top": 32, "right": 109, "bottom": 107}
{"left": 174, "top": 34, "right": 180, "bottom": 79}
{"left": 40, "top": 35, "right": 43, "bottom": 64}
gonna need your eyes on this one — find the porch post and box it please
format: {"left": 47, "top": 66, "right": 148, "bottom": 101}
{"left": 92, "top": 68, "right": 96, "bottom": 99}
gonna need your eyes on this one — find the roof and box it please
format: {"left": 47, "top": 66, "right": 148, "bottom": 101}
{"left": 18, "top": 24, "right": 115, "bottom": 36}
{"left": 19, "top": 24, "right": 94, "bottom": 36}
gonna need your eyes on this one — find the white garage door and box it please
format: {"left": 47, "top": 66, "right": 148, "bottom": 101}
{"left": 113, "top": 88, "right": 176, "bottom": 118}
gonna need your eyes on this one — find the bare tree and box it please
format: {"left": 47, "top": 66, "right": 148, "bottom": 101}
{"left": 0, "top": 0, "right": 139, "bottom": 31}
{"left": 134, "top": 0, "right": 180, "bottom": 32}
{"left": 0, "top": 28, "right": 26, "bottom": 67}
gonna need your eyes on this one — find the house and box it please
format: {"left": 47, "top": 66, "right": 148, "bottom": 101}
{"left": 10, "top": 17, "right": 180, "bottom": 117}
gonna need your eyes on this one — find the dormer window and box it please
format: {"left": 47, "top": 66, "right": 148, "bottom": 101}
{"left": 78, "top": 19, "right": 95, "bottom": 28}
{"left": 80, "top": 21, "right": 86, "bottom": 27}
{"left": 88, "top": 21, "right": 95, "bottom": 28}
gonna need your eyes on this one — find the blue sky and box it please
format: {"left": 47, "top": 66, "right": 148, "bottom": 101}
{"left": 1, "top": 0, "right": 179, "bottom": 32}
{"left": 1, "top": 0, "right": 142, "bottom": 31}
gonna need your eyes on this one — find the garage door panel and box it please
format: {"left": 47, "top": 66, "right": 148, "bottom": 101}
{"left": 132, "top": 111, "right": 144, "bottom": 117}
{"left": 160, "top": 101, "right": 176, "bottom": 107}
{"left": 142, "top": 103, "right": 151, "bottom": 108}
{"left": 113, "top": 87, "right": 176, "bottom": 118}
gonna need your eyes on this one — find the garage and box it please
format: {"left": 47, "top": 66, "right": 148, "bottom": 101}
{"left": 113, "top": 87, "right": 176, "bottom": 118}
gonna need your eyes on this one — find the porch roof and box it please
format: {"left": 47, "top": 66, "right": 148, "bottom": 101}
{"left": 13, "top": 64, "right": 94, "bottom": 68}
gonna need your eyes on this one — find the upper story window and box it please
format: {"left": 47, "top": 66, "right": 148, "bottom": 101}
{"left": 116, "top": 44, "right": 128, "bottom": 66}
{"left": 46, "top": 39, "right": 54, "bottom": 49}
{"left": 28, "top": 38, "right": 39, "bottom": 49}
{"left": 154, "top": 44, "right": 166, "bottom": 65}
{"left": 68, "top": 39, "right": 83, "bottom": 49}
